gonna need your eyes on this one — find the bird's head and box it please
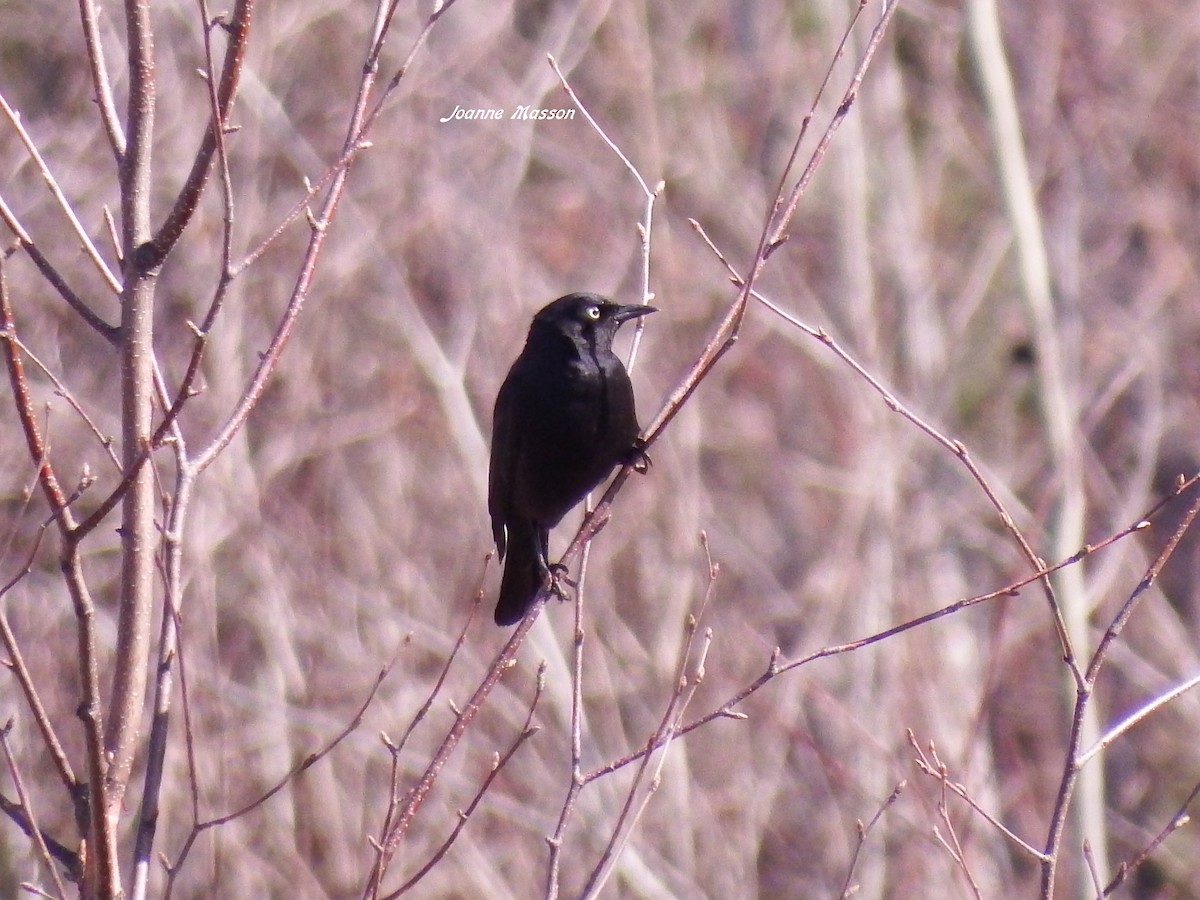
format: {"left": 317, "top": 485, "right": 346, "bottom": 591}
{"left": 530, "top": 292, "right": 657, "bottom": 349}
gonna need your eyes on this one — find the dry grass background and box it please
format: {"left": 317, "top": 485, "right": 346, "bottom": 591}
{"left": 2, "top": 0, "right": 1200, "bottom": 897}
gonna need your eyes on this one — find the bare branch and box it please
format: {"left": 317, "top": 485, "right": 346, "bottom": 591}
{"left": 0, "top": 201, "right": 118, "bottom": 343}
{"left": 1102, "top": 781, "right": 1200, "bottom": 896}
{"left": 0, "top": 89, "right": 122, "bottom": 295}
{"left": 0, "top": 525, "right": 78, "bottom": 801}
{"left": 385, "top": 663, "right": 545, "bottom": 899}
{"left": 909, "top": 731, "right": 1045, "bottom": 862}
{"left": 1077, "top": 672, "right": 1200, "bottom": 768}
{"left": 0, "top": 718, "right": 72, "bottom": 898}
{"left": 365, "top": 611, "right": 532, "bottom": 895}
{"left": 150, "top": 0, "right": 254, "bottom": 264}
{"left": 839, "top": 781, "right": 906, "bottom": 899}
{"left": 77, "top": 0, "right": 127, "bottom": 161}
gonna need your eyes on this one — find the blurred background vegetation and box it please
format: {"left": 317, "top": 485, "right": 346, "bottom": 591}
{"left": 1, "top": 0, "right": 1199, "bottom": 897}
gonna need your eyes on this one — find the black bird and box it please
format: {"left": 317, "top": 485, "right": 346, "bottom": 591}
{"left": 488, "top": 293, "right": 656, "bottom": 626}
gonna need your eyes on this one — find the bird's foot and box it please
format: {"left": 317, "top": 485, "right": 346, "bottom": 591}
{"left": 547, "top": 562, "right": 575, "bottom": 603}
{"left": 623, "top": 438, "right": 652, "bottom": 474}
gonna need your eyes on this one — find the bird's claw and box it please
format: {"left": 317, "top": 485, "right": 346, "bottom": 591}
{"left": 547, "top": 562, "right": 575, "bottom": 603}
{"left": 624, "top": 438, "right": 652, "bottom": 474}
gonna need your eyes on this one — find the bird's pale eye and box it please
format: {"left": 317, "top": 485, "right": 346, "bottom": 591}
{"left": 584, "top": 305, "right": 601, "bottom": 320}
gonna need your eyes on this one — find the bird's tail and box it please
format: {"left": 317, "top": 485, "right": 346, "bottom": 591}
{"left": 494, "top": 518, "right": 546, "bottom": 626}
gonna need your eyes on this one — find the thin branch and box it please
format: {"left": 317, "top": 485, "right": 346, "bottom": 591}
{"left": 0, "top": 787, "right": 80, "bottom": 887}
{"left": 232, "top": 0, "right": 457, "bottom": 277}
{"left": 0, "top": 88, "right": 122, "bottom": 295}
{"left": 164, "top": 661, "right": 393, "bottom": 889}
{"left": 548, "top": 54, "right": 654, "bottom": 199}
{"left": 766, "top": 0, "right": 877, "bottom": 249}
{"left": 228, "top": 144, "right": 369, "bottom": 277}
{"left": 150, "top": 0, "right": 254, "bottom": 264}
{"left": 1077, "top": 672, "right": 1200, "bottom": 768}
{"left": 0, "top": 260, "right": 75, "bottom": 530}
{"left": 161, "top": 581, "right": 202, "bottom": 900}
{"left": 218, "top": 665, "right": 391, "bottom": 828}
{"left": 547, "top": 53, "right": 661, "bottom": 369}
{"left": 385, "top": 663, "right": 545, "bottom": 899}
{"left": 0, "top": 718, "right": 72, "bottom": 898}
{"left": 1, "top": 329, "right": 121, "bottom": 472}
{"left": 909, "top": 739, "right": 988, "bottom": 900}
{"left": 1040, "top": 483, "right": 1200, "bottom": 897}
{"left": 365, "top": 610, "right": 534, "bottom": 896}
{"left": 909, "top": 731, "right": 1046, "bottom": 862}
{"left": 364, "top": 587, "right": 484, "bottom": 896}
{"left": 1087, "top": 487, "right": 1200, "bottom": 683}
{"left": 149, "top": 0, "right": 246, "bottom": 439}
{"left": 1082, "top": 841, "right": 1104, "bottom": 899}
{"left": 1102, "top": 781, "right": 1200, "bottom": 896}
{"left": 77, "top": 0, "right": 127, "bottom": 161}
{"left": 542, "top": 534, "right": 592, "bottom": 900}
{"left": 582, "top": 491, "right": 1173, "bottom": 782}
{"left": 365, "top": 0, "right": 406, "bottom": 71}
{"left": 196, "top": 0, "right": 460, "bottom": 473}
{"left": 0, "top": 200, "right": 118, "bottom": 342}
{"left": 0, "top": 526, "right": 78, "bottom": 800}
{"left": 691, "top": 220, "right": 1079, "bottom": 675}
{"left": 579, "top": 547, "right": 717, "bottom": 899}
{"left": 130, "top": 463, "right": 192, "bottom": 900}
{"left": 840, "top": 781, "right": 906, "bottom": 899}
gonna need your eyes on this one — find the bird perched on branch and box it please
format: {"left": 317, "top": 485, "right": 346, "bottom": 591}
{"left": 488, "top": 292, "right": 656, "bottom": 626}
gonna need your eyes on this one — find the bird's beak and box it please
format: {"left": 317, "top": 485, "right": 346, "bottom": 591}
{"left": 614, "top": 304, "right": 658, "bottom": 323}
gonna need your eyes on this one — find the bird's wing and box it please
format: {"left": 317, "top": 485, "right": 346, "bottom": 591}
{"left": 487, "top": 372, "right": 521, "bottom": 559}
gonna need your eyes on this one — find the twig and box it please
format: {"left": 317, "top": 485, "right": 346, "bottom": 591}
{"left": 232, "top": 0, "right": 458, "bottom": 278}
{"left": 1039, "top": 486, "right": 1200, "bottom": 895}
{"left": 150, "top": 0, "right": 248, "bottom": 436}
{"left": 908, "top": 731, "right": 1045, "bottom": 862}
{"left": 164, "top": 661, "right": 393, "bottom": 889}
{"left": 1077, "top": 672, "right": 1200, "bottom": 768}
{"left": 365, "top": 609, "right": 534, "bottom": 896}
{"left": 766, "top": 0, "right": 876, "bottom": 250}
{"left": 385, "top": 663, "right": 546, "bottom": 898}
{"left": 1082, "top": 841, "right": 1104, "bottom": 899}
{"left": 368, "top": 584, "right": 481, "bottom": 885}
{"left": 579, "top": 542, "right": 717, "bottom": 899}
{"left": 913, "top": 738, "right": 985, "bottom": 900}
{"left": 1102, "top": 780, "right": 1200, "bottom": 895}
{"left": 547, "top": 53, "right": 661, "bottom": 368}
{"left": 1088, "top": 488, "right": 1200, "bottom": 683}
{"left": 0, "top": 88, "right": 122, "bottom": 295}
{"left": 581, "top": 486, "right": 1178, "bottom": 783}
{"left": 131, "top": 459, "right": 194, "bottom": 900}
{"left": 542, "top": 534, "right": 591, "bottom": 900}
{"left": 0, "top": 525, "right": 78, "bottom": 800}
{"left": 0, "top": 718, "right": 72, "bottom": 897}
{"left": 0, "top": 195, "right": 118, "bottom": 342}
{"left": 839, "top": 781, "right": 905, "bottom": 899}
{"left": 395, "top": 597, "right": 479, "bottom": 760}
{"left": 0, "top": 329, "right": 121, "bottom": 472}
{"left": 150, "top": 0, "right": 254, "bottom": 265}
{"left": 690, "top": 220, "right": 1078, "bottom": 677}
{"left": 78, "top": 0, "right": 127, "bottom": 161}
{"left": 195, "top": 0, "right": 461, "bottom": 474}
{"left": 0, "top": 788, "right": 80, "bottom": 886}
